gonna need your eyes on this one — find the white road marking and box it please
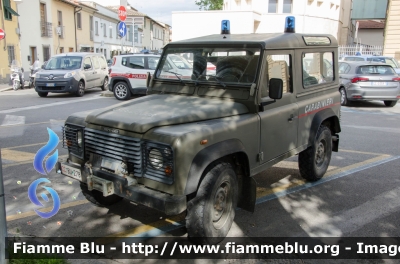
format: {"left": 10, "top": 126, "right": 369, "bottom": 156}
{"left": 0, "top": 96, "right": 103, "bottom": 114}
{"left": 0, "top": 115, "right": 25, "bottom": 126}
{"left": 342, "top": 125, "right": 400, "bottom": 134}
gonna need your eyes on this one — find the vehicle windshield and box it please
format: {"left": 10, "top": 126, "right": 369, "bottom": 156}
{"left": 44, "top": 56, "right": 82, "bottom": 70}
{"left": 357, "top": 65, "right": 395, "bottom": 75}
{"left": 10, "top": 60, "right": 21, "bottom": 71}
{"left": 32, "top": 60, "right": 42, "bottom": 70}
{"left": 155, "top": 46, "right": 261, "bottom": 84}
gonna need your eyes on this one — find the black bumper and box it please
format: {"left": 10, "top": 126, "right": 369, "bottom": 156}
{"left": 35, "top": 78, "right": 79, "bottom": 93}
{"left": 56, "top": 161, "right": 186, "bottom": 215}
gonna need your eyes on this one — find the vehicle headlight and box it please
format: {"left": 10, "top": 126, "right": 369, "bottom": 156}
{"left": 62, "top": 125, "right": 84, "bottom": 157}
{"left": 144, "top": 143, "right": 174, "bottom": 184}
{"left": 36, "top": 74, "right": 41, "bottom": 79}
{"left": 149, "top": 149, "right": 163, "bottom": 169}
{"left": 64, "top": 71, "right": 76, "bottom": 78}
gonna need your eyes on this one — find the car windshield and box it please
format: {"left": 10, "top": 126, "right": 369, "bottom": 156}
{"left": 44, "top": 56, "right": 82, "bottom": 70}
{"left": 357, "top": 65, "right": 395, "bottom": 75}
{"left": 155, "top": 46, "right": 261, "bottom": 84}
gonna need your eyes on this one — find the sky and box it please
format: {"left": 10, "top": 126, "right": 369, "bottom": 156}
{"left": 88, "top": 0, "right": 200, "bottom": 26}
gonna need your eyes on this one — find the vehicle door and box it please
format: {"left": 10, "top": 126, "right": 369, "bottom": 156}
{"left": 83, "top": 56, "right": 95, "bottom": 88}
{"left": 258, "top": 51, "right": 299, "bottom": 163}
{"left": 97, "top": 55, "right": 108, "bottom": 80}
{"left": 124, "top": 56, "right": 147, "bottom": 88}
{"left": 91, "top": 55, "right": 102, "bottom": 87}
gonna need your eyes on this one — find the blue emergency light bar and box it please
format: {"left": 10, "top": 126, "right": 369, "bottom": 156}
{"left": 284, "top": 16, "right": 295, "bottom": 33}
{"left": 221, "top": 20, "right": 230, "bottom": 34}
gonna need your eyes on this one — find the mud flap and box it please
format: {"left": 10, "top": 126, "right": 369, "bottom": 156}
{"left": 237, "top": 176, "right": 257, "bottom": 213}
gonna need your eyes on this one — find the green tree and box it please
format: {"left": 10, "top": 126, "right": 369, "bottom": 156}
{"left": 195, "top": 0, "right": 223, "bottom": 10}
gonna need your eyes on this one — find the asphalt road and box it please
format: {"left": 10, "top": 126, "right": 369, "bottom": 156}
{"left": 1, "top": 88, "right": 400, "bottom": 264}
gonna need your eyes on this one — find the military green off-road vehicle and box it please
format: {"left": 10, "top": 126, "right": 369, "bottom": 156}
{"left": 58, "top": 19, "right": 341, "bottom": 244}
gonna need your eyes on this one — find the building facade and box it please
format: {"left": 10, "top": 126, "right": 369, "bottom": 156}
{"left": 0, "top": 0, "right": 22, "bottom": 83}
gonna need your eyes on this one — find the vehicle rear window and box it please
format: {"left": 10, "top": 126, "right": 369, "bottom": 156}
{"left": 356, "top": 65, "right": 395, "bottom": 75}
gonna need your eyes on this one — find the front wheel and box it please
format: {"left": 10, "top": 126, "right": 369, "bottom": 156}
{"left": 113, "top": 82, "right": 131, "bottom": 100}
{"left": 186, "top": 162, "right": 238, "bottom": 244}
{"left": 101, "top": 77, "right": 108, "bottom": 91}
{"left": 76, "top": 81, "right": 85, "bottom": 97}
{"left": 339, "top": 88, "right": 348, "bottom": 106}
{"left": 80, "top": 183, "right": 123, "bottom": 207}
{"left": 13, "top": 80, "right": 19, "bottom": 91}
{"left": 298, "top": 125, "right": 332, "bottom": 181}
{"left": 37, "top": 92, "right": 48, "bottom": 97}
{"left": 384, "top": 100, "right": 397, "bottom": 107}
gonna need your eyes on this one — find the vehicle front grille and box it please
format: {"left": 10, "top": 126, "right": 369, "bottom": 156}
{"left": 38, "top": 86, "right": 64, "bottom": 91}
{"left": 85, "top": 128, "right": 142, "bottom": 176}
{"left": 62, "top": 125, "right": 83, "bottom": 157}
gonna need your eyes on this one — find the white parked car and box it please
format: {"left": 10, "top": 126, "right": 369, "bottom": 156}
{"left": 108, "top": 54, "right": 161, "bottom": 100}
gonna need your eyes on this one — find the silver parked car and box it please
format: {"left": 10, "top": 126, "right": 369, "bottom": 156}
{"left": 338, "top": 61, "right": 400, "bottom": 107}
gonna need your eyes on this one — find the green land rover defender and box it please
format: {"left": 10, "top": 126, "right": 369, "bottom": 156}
{"left": 58, "top": 18, "right": 341, "bottom": 244}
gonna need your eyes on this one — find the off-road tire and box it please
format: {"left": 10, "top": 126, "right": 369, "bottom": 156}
{"left": 186, "top": 162, "right": 238, "bottom": 244}
{"left": 113, "top": 81, "right": 131, "bottom": 100}
{"left": 384, "top": 100, "right": 397, "bottom": 107}
{"left": 76, "top": 81, "right": 85, "bottom": 97}
{"left": 339, "top": 88, "right": 348, "bottom": 106}
{"left": 80, "top": 183, "right": 123, "bottom": 207}
{"left": 37, "top": 92, "right": 48, "bottom": 97}
{"left": 298, "top": 125, "right": 332, "bottom": 181}
{"left": 101, "top": 77, "right": 108, "bottom": 91}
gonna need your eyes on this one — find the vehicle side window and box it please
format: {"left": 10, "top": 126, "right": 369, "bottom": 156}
{"left": 354, "top": 57, "right": 365, "bottom": 61}
{"left": 92, "top": 56, "right": 100, "bottom": 69}
{"left": 302, "top": 52, "right": 334, "bottom": 88}
{"left": 127, "top": 56, "right": 144, "bottom": 69}
{"left": 98, "top": 56, "right": 107, "bottom": 69}
{"left": 84, "top": 57, "right": 92, "bottom": 70}
{"left": 261, "top": 54, "right": 292, "bottom": 97}
{"left": 148, "top": 57, "right": 159, "bottom": 70}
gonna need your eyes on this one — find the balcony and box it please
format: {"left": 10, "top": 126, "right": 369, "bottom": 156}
{"left": 40, "top": 21, "right": 53, "bottom": 37}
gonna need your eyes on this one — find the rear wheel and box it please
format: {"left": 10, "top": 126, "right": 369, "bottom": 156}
{"left": 101, "top": 77, "right": 108, "bottom": 91}
{"left": 384, "top": 100, "right": 397, "bottom": 107}
{"left": 298, "top": 125, "right": 332, "bottom": 181}
{"left": 186, "top": 162, "right": 238, "bottom": 244}
{"left": 76, "top": 81, "right": 85, "bottom": 97}
{"left": 80, "top": 183, "right": 123, "bottom": 207}
{"left": 113, "top": 81, "right": 131, "bottom": 100}
{"left": 339, "top": 88, "right": 348, "bottom": 106}
{"left": 37, "top": 92, "right": 48, "bottom": 97}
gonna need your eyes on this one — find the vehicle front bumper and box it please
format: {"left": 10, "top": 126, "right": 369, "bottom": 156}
{"left": 35, "top": 78, "right": 79, "bottom": 93}
{"left": 56, "top": 159, "right": 186, "bottom": 215}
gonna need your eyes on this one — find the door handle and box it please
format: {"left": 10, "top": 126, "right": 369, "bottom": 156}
{"left": 288, "top": 114, "right": 294, "bottom": 122}
{"left": 93, "top": 71, "right": 97, "bottom": 74}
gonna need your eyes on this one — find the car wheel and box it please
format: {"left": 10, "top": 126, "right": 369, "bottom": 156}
{"left": 113, "top": 81, "right": 131, "bottom": 100}
{"left": 339, "top": 88, "right": 348, "bottom": 106}
{"left": 298, "top": 125, "right": 332, "bottom": 181}
{"left": 76, "top": 81, "right": 85, "bottom": 97}
{"left": 186, "top": 162, "right": 238, "bottom": 244}
{"left": 80, "top": 183, "right": 123, "bottom": 207}
{"left": 37, "top": 92, "right": 48, "bottom": 97}
{"left": 384, "top": 100, "right": 397, "bottom": 107}
{"left": 101, "top": 77, "right": 108, "bottom": 91}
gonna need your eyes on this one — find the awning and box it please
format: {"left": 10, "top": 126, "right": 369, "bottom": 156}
{"left": 5, "top": 6, "right": 19, "bottom": 16}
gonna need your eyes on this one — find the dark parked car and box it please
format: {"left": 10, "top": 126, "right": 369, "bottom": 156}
{"left": 338, "top": 61, "right": 400, "bottom": 107}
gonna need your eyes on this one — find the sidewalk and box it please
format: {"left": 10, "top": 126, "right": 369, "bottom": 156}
{"left": 0, "top": 83, "right": 12, "bottom": 92}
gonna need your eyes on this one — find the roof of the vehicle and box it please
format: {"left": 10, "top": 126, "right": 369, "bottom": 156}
{"left": 114, "top": 53, "right": 160, "bottom": 57}
{"left": 170, "top": 33, "right": 338, "bottom": 49}
{"left": 52, "top": 52, "right": 104, "bottom": 57}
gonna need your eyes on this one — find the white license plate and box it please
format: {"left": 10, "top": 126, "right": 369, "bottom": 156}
{"left": 372, "top": 82, "right": 387, "bottom": 86}
{"left": 46, "top": 83, "right": 55, "bottom": 87}
{"left": 61, "top": 164, "right": 82, "bottom": 181}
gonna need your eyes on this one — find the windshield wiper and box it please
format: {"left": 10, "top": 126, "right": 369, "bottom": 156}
{"left": 195, "top": 74, "right": 226, "bottom": 87}
{"left": 166, "top": 71, "right": 183, "bottom": 83}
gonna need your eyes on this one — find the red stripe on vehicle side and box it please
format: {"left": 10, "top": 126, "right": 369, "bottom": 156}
{"left": 298, "top": 102, "right": 341, "bottom": 118}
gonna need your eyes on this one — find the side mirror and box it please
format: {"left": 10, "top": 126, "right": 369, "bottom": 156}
{"left": 84, "top": 64, "right": 91, "bottom": 70}
{"left": 146, "top": 72, "right": 151, "bottom": 88}
{"left": 269, "top": 78, "right": 283, "bottom": 100}
{"left": 41, "top": 65, "right": 45, "bottom": 69}
{"left": 21, "top": 68, "right": 24, "bottom": 73}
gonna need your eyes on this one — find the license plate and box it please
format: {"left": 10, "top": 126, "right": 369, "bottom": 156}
{"left": 61, "top": 163, "right": 82, "bottom": 181}
{"left": 372, "top": 82, "right": 387, "bottom": 86}
{"left": 46, "top": 83, "right": 55, "bottom": 87}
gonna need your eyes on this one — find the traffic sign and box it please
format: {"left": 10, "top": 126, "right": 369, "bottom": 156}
{"left": 0, "top": 29, "right": 5, "bottom": 40}
{"left": 118, "top": 6, "right": 127, "bottom": 21}
{"left": 118, "top": 22, "right": 127, "bottom": 37}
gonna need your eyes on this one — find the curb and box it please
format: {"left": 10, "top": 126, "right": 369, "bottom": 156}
{"left": 0, "top": 87, "right": 13, "bottom": 92}
{"left": 100, "top": 91, "right": 114, "bottom": 97}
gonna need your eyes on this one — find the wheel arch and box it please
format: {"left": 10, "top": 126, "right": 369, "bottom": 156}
{"left": 185, "top": 139, "right": 256, "bottom": 212}
{"left": 109, "top": 77, "right": 133, "bottom": 92}
{"left": 309, "top": 108, "right": 341, "bottom": 152}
